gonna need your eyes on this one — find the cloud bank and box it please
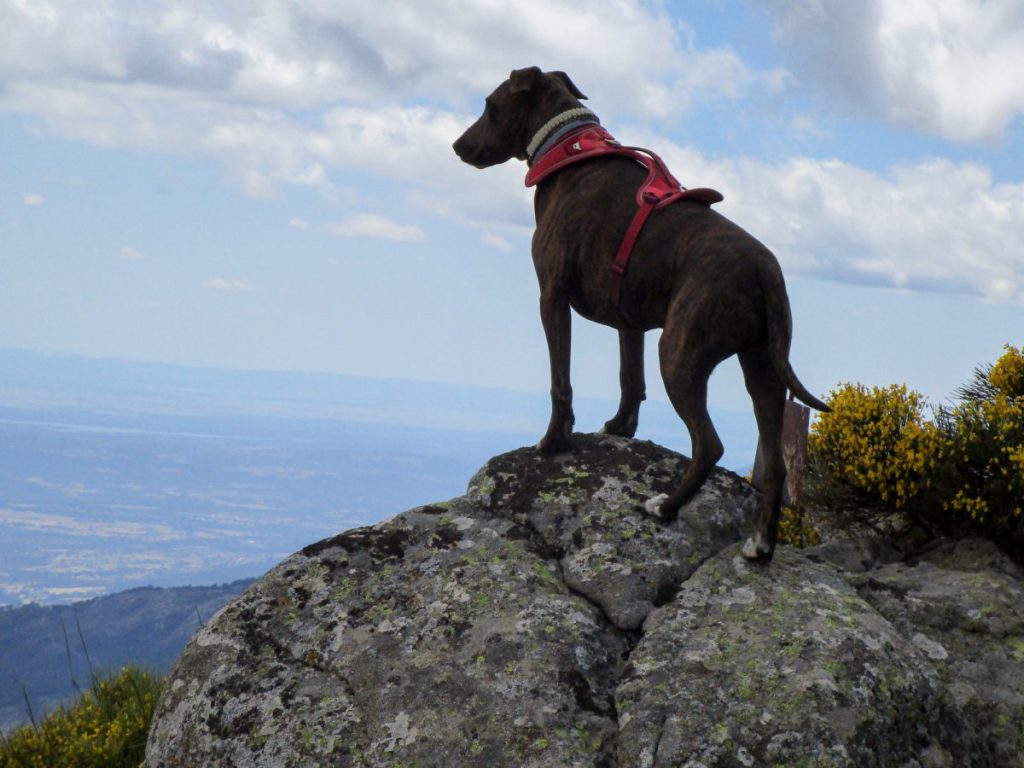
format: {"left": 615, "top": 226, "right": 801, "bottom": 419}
{"left": 3, "top": 0, "right": 1021, "bottom": 303}
{"left": 758, "top": 0, "right": 1024, "bottom": 142}
{"left": 1, "top": 1, "right": 767, "bottom": 226}
{"left": 649, "top": 139, "right": 1024, "bottom": 302}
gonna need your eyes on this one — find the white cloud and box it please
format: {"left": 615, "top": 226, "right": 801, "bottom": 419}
{"left": 22, "top": 191, "right": 44, "bottom": 205}
{"left": 0, "top": 1, "right": 781, "bottom": 198}
{"left": 323, "top": 213, "right": 426, "bottom": 242}
{"left": 633, "top": 132, "right": 1024, "bottom": 302}
{"left": 119, "top": 246, "right": 143, "bottom": 259}
{"left": 288, "top": 216, "right": 309, "bottom": 229}
{"left": 203, "top": 277, "right": 252, "bottom": 290}
{"left": 4, "top": 0, "right": 1020, "bottom": 306}
{"left": 758, "top": 0, "right": 1024, "bottom": 141}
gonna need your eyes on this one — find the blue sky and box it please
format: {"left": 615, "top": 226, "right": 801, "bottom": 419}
{"left": 2, "top": 0, "right": 1022, "bottom": 416}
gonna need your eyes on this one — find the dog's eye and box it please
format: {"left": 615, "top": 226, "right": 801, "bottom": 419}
{"left": 486, "top": 100, "right": 499, "bottom": 124}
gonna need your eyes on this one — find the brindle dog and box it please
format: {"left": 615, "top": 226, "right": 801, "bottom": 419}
{"left": 453, "top": 66, "right": 828, "bottom": 562}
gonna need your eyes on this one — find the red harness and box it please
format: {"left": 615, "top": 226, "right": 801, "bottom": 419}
{"left": 525, "top": 124, "right": 723, "bottom": 302}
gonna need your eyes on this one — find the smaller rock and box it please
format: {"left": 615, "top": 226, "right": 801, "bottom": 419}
{"left": 468, "top": 434, "right": 758, "bottom": 630}
{"left": 615, "top": 547, "right": 975, "bottom": 767}
{"left": 804, "top": 536, "right": 905, "bottom": 573}
{"left": 851, "top": 537, "right": 1024, "bottom": 767}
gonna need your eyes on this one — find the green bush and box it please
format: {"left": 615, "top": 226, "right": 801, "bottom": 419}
{"left": 0, "top": 666, "right": 163, "bottom": 768}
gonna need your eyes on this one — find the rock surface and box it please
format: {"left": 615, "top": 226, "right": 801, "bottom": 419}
{"left": 849, "top": 538, "right": 1024, "bottom": 767}
{"left": 146, "top": 434, "right": 1024, "bottom": 767}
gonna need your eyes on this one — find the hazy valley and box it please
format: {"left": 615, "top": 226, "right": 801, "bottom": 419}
{"left": 0, "top": 347, "right": 756, "bottom": 607}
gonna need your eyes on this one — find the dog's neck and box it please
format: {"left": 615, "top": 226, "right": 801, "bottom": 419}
{"left": 526, "top": 107, "right": 599, "bottom": 165}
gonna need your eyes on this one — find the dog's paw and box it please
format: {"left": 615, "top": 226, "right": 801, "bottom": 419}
{"left": 741, "top": 534, "right": 774, "bottom": 563}
{"left": 600, "top": 415, "right": 639, "bottom": 438}
{"left": 644, "top": 493, "right": 669, "bottom": 517}
{"left": 536, "top": 432, "right": 572, "bottom": 455}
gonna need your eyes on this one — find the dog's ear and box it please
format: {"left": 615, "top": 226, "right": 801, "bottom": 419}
{"left": 509, "top": 66, "right": 545, "bottom": 94}
{"left": 548, "top": 71, "right": 587, "bottom": 100}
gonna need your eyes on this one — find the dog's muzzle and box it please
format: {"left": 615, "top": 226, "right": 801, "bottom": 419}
{"left": 453, "top": 136, "right": 498, "bottom": 169}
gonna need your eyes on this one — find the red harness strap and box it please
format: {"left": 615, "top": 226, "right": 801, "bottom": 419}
{"left": 525, "top": 125, "right": 723, "bottom": 303}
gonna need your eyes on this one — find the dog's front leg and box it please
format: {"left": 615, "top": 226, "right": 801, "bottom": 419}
{"left": 537, "top": 290, "right": 574, "bottom": 454}
{"left": 601, "top": 329, "right": 646, "bottom": 438}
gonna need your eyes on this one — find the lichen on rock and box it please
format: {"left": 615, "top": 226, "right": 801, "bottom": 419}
{"left": 615, "top": 547, "right": 973, "bottom": 767}
{"left": 146, "top": 434, "right": 1024, "bottom": 768}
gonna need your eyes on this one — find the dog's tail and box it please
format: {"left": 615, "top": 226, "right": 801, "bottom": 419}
{"left": 760, "top": 262, "right": 831, "bottom": 413}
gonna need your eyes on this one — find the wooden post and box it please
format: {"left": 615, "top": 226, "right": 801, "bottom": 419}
{"left": 751, "top": 394, "right": 811, "bottom": 507}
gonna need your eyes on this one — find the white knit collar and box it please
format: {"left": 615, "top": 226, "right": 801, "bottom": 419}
{"left": 526, "top": 107, "right": 599, "bottom": 163}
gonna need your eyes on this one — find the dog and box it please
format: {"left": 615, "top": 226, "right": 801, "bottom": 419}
{"left": 453, "top": 67, "right": 829, "bottom": 562}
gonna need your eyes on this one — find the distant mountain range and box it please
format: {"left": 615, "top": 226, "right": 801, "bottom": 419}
{"left": 0, "top": 579, "right": 254, "bottom": 732}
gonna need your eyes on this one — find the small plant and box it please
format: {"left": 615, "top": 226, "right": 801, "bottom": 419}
{"left": 776, "top": 505, "right": 821, "bottom": 549}
{"left": 0, "top": 666, "right": 163, "bottom": 768}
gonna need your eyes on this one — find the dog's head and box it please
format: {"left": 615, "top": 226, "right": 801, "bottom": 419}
{"left": 453, "top": 67, "right": 587, "bottom": 169}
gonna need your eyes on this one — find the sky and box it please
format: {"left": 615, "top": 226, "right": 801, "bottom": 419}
{"left": 1, "top": 0, "right": 1022, "bottom": 417}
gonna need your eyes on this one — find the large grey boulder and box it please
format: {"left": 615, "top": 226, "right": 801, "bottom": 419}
{"left": 849, "top": 538, "right": 1024, "bottom": 767}
{"left": 146, "top": 434, "right": 1024, "bottom": 767}
{"left": 616, "top": 547, "right": 973, "bottom": 767}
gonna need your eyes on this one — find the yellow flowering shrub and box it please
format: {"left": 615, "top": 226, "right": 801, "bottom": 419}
{"left": 0, "top": 666, "right": 162, "bottom": 768}
{"left": 941, "top": 345, "right": 1024, "bottom": 532}
{"left": 805, "top": 347, "right": 1023, "bottom": 557}
{"left": 808, "top": 383, "right": 945, "bottom": 509}
{"left": 776, "top": 505, "right": 821, "bottom": 548}
{"left": 989, "top": 344, "right": 1024, "bottom": 398}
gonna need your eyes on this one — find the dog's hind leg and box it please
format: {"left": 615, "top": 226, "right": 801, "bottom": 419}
{"left": 645, "top": 331, "right": 723, "bottom": 521}
{"left": 601, "top": 329, "right": 645, "bottom": 438}
{"left": 738, "top": 344, "right": 787, "bottom": 562}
